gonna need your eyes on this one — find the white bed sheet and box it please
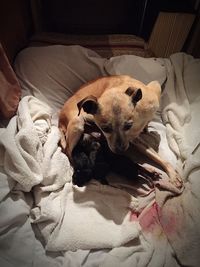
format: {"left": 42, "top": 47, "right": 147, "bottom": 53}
{"left": 0, "top": 45, "right": 200, "bottom": 267}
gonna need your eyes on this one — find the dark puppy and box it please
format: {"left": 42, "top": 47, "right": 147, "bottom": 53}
{"left": 71, "top": 122, "right": 156, "bottom": 187}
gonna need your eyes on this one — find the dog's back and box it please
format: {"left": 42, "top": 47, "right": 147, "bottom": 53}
{"left": 59, "top": 75, "right": 161, "bottom": 156}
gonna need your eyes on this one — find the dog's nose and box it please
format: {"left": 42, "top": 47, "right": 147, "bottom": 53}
{"left": 115, "top": 148, "right": 125, "bottom": 154}
{"left": 113, "top": 136, "right": 128, "bottom": 154}
{"left": 115, "top": 143, "right": 128, "bottom": 154}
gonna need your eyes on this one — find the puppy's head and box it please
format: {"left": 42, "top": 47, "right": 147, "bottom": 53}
{"left": 77, "top": 81, "right": 160, "bottom": 154}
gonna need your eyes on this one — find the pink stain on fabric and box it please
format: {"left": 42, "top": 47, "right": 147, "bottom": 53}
{"left": 139, "top": 202, "right": 159, "bottom": 232}
{"left": 131, "top": 201, "right": 178, "bottom": 236}
{"left": 130, "top": 211, "right": 139, "bottom": 221}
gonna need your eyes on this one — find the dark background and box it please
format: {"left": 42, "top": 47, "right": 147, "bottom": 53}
{"left": 0, "top": 0, "right": 199, "bottom": 62}
{"left": 41, "top": 0, "right": 196, "bottom": 40}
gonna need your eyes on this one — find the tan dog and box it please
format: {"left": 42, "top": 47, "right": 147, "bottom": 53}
{"left": 59, "top": 75, "right": 182, "bottom": 188}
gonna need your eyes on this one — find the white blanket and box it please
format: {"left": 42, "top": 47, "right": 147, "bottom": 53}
{"left": 0, "top": 94, "right": 181, "bottom": 263}
{"left": 1, "top": 95, "right": 142, "bottom": 249}
{"left": 1, "top": 46, "right": 200, "bottom": 267}
{"left": 101, "top": 52, "right": 200, "bottom": 267}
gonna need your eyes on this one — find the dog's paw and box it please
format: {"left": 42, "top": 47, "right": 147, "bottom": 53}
{"left": 59, "top": 129, "right": 67, "bottom": 151}
{"left": 169, "top": 171, "right": 183, "bottom": 188}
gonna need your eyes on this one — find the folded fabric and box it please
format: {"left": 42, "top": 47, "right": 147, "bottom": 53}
{"left": 32, "top": 181, "right": 141, "bottom": 251}
{"left": 104, "top": 54, "right": 167, "bottom": 86}
{"left": 0, "top": 96, "right": 72, "bottom": 192}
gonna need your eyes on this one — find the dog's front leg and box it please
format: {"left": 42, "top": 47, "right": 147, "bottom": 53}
{"left": 133, "top": 137, "right": 183, "bottom": 188}
{"left": 64, "top": 116, "right": 85, "bottom": 159}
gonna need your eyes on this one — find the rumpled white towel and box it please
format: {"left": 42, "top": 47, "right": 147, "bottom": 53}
{"left": 0, "top": 94, "right": 141, "bottom": 251}
{"left": 32, "top": 181, "right": 141, "bottom": 251}
{"left": 162, "top": 53, "right": 200, "bottom": 162}
{"left": 0, "top": 95, "right": 72, "bottom": 192}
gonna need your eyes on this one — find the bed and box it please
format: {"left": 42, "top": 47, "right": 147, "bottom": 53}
{"left": 0, "top": 36, "right": 200, "bottom": 267}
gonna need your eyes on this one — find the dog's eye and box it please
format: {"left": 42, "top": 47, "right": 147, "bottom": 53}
{"left": 101, "top": 125, "right": 113, "bottom": 133}
{"left": 123, "top": 121, "right": 133, "bottom": 131}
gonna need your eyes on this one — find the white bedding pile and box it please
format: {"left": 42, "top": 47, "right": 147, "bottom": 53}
{"left": 0, "top": 45, "right": 200, "bottom": 267}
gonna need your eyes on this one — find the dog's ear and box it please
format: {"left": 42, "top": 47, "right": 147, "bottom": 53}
{"left": 147, "top": 81, "right": 161, "bottom": 96}
{"left": 125, "top": 87, "right": 142, "bottom": 105}
{"left": 77, "top": 95, "right": 98, "bottom": 115}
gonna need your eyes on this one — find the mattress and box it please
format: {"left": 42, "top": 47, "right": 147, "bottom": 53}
{"left": 0, "top": 42, "right": 200, "bottom": 267}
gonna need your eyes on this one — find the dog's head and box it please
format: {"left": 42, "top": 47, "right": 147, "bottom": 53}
{"left": 77, "top": 81, "right": 160, "bottom": 154}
